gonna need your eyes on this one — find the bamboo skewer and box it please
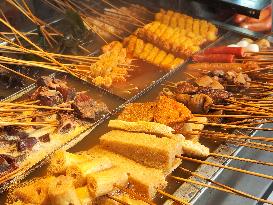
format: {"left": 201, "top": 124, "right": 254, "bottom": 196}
{"left": 106, "top": 195, "right": 130, "bottom": 205}
{"left": 177, "top": 156, "right": 273, "bottom": 180}
{"left": 188, "top": 121, "right": 273, "bottom": 131}
{"left": 0, "top": 64, "right": 36, "bottom": 82}
{"left": 114, "top": 184, "right": 156, "bottom": 205}
{"left": 177, "top": 167, "right": 273, "bottom": 205}
{"left": 0, "top": 102, "right": 74, "bottom": 111}
{"left": 157, "top": 189, "right": 189, "bottom": 205}
{"left": 209, "top": 153, "right": 273, "bottom": 167}
{"left": 198, "top": 130, "right": 273, "bottom": 143}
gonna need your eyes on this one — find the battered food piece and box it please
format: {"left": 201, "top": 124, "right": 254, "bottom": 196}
{"left": 180, "top": 117, "right": 208, "bottom": 142}
{"left": 47, "top": 150, "right": 90, "bottom": 175}
{"left": 75, "top": 186, "right": 93, "bottom": 205}
{"left": 66, "top": 156, "right": 113, "bottom": 187}
{"left": 12, "top": 176, "right": 55, "bottom": 204}
{"left": 86, "top": 167, "right": 128, "bottom": 198}
{"left": 108, "top": 119, "right": 184, "bottom": 139}
{"left": 154, "top": 96, "right": 193, "bottom": 126}
{"left": 48, "top": 175, "right": 81, "bottom": 205}
{"left": 123, "top": 35, "right": 184, "bottom": 70}
{"left": 180, "top": 140, "right": 210, "bottom": 158}
{"left": 118, "top": 102, "right": 156, "bottom": 122}
{"left": 155, "top": 9, "right": 218, "bottom": 41}
{"left": 100, "top": 130, "right": 183, "bottom": 171}
{"left": 87, "top": 146, "right": 167, "bottom": 199}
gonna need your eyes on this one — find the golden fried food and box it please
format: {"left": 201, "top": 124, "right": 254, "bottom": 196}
{"left": 155, "top": 9, "right": 218, "bottom": 41}
{"left": 136, "top": 21, "right": 203, "bottom": 57}
{"left": 154, "top": 96, "right": 193, "bottom": 126}
{"left": 123, "top": 35, "right": 184, "bottom": 70}
{"left": 118, "top": 102, "right": 156, "bottom": 122}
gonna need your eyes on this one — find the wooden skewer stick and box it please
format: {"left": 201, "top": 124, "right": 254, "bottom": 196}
{"left": 198, "top": 130, "right": 273, "bottom": 143}
{"left": 157, "top": 189, "right": 189, "bottom": 205}
{"left": 0, "top": 64, "right": 36, "bottom": 82}
{"left": 193, "top": 114, "right": 272, "bottom": 118}
{"left": 0, "top": 102, "right": 73, "bottom": 111}
{"left": 106, "top": 195, "right": 130, "bottom": 205}
{"left": 177, "top": 168, "right": 273, "bottom": 205}
{"left": 188, "top": 121, "right": 273, "bottom": 131}
{"left": 114, "top": 184, "right": 156, "bottom": 205}
{"left": 209, "top": 153, "right": 273, "bottom": 167}
{"left": 0, "top": 121, "right": 57, "bottom": 127}
{"left": 177, "top": 155, "right": 273, "bottom": 180}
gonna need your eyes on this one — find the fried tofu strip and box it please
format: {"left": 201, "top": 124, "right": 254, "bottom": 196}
{"left": 155, "top": 9, "right": 218, "bottom": 41}
{"left": 75, "top": 186, "right": 93, "bottom": 205}
{"left": 108, "top": 120, "right": 209, "bottom": 158}
{"left": 87, "top": 146, "right": 167, "bottom": 199}
{"left": 181, "top": 117, "right": 208, "bottom": 142}
{"left": 66, "top": 156, "right": 113, "bottom": 187}
{"left": 100, "top": 130, "right": 183, "bottom": 171}
{"left": 123, "top": 35, "right": 184, "bottom": 70}
{"left": 47, "top": 150, "right": 90, "bottom": 175}
{"left": 108, "top": 119, "right": 184, "bottom": 139}
{"left": 87, "top": 167, "right": 128, "bottom": 198}
{"left": 136, "top": 21, "right": 203, "bottom": 57}
{"left": 48, "top": 176, "right": 81, "bottom": 205}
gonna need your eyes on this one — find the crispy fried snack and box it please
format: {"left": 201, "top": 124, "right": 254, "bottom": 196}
{"left": 154, "top": 96, "right": 193, "bottom": 126}
{"left": 123, "top": 35, "right": 184, "bottom": 70}
{"left": 155, "top": 9, "right": 218, "bottom": 41}
{"left": 136, "top": 21, "right": 203, "bottom": 57}
{"left": 118, "top": 102, "right": 156, "bottom": 122}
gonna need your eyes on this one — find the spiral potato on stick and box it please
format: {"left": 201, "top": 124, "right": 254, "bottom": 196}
{"left": 135, "top": 21, "right": 203, "bottom": 57}
{"left": 123, "top": 35, "right": 184, "bottom": 70}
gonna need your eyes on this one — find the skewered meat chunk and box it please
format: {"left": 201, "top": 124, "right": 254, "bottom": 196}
{"left": 123, "top": 35, "right": 184, "bottom": 70}
{"left": 188, "top": 94, "right": 213, "bottom": 114}
{"left": 175, "top": 81, "right": 198, "bottom": 94}
{"left": 136, "top": 21, "right": 203, "bottom": 57}
{"left": 197, "top": 87, "right": 232, "bottom": 103}
{"left": 0, "top": 154, "right": 17, "bottom": 174}
{"left": 72, "top": 92, "right": 108, "bottom": 120}
{"left": 35, "top": 87, "right": 63, "bottom": 106}
{"left": 195, "top": 75, "right": 224, "bottom": 90}
{"left": 155, "top": 9, "right": 218, "bottom": 41}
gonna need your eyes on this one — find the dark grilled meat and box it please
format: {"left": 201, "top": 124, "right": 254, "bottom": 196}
{"left": 36, "top": 87, "right": 63, "bottom": 106}
{"left": 188, "top": 94, "right": 213, "bottom": 114}
{"left": 197, "top": 87, "right": 231, "bottom": 103}
{"left": 175, "top": 81, "right": 198, "bottom": 94}
{"left": 72, "top": 92, "right": 109, "bottom": 120}
{"left": 0, "top": 154, "right": 17, "bottom": 174}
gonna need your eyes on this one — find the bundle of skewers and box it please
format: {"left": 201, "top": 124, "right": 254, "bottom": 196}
{"left": 1, "top": 0, "right": 273, "bottom": 204}
{"left": 0, "top": 76, "right": 109, "bottom": 186}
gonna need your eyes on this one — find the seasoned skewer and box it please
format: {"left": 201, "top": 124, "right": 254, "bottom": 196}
{"left": 177, "top": 156, "right": 273, "bottom": 180}
{"left": 0, "top": 102, "right": 74, "bottom": 111}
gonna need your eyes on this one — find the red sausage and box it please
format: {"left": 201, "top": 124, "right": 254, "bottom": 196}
{"left": 204, "top": 46, "right": 245, "bottom": 57}
{"left": 192, "top": 54, "right": 235, "bottom": 63}
{"left": 245, "top": 7, "right": 271, "bottom": 23}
